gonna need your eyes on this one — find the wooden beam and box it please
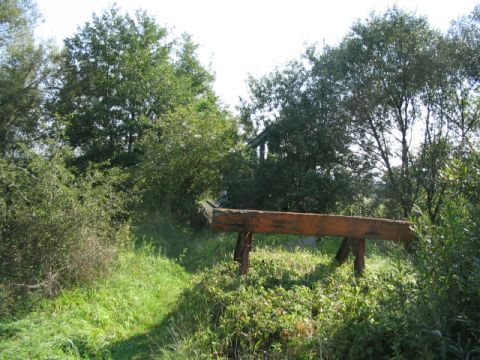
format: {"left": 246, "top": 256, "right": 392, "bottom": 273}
{"left": 353, "top": 238, "right": 365, "bottom": 275}
{"left": 240, "top": 232, "right": 253, "bottom": 275}
{"left": 335, "top": 237, "right": 352, "bottom": 263}
{"left": 233, "top": 232, "right": 244, "bottom": 262}
{"left": 211, "top": 208, "right": 415, "bottom": 242}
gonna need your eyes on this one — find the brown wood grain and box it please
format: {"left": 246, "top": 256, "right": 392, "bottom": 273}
{"left": 233, "top": 232, "right": 244, "bottom": 262}
{"left": 335, "top": 237, "right": 352, "bottom": 263}
{"left": 353, "top": 238, "right": 365, "bottom": 275}
{"left": 240, "top": 232, "right": 253, "bottom": 275}
{"left": 211, "top": 208, "right": 415, "bottom": 241}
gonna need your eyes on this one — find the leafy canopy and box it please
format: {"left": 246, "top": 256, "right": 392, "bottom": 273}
{"left": 55, "top": 6, "right": 214, "bottom": 168}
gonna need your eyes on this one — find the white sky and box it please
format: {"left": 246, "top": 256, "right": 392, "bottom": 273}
{"left": 35, "top": 0, "right": 479, "bottom": 111}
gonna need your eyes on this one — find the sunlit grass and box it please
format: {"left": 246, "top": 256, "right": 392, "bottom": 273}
{"left": 0, "top": 249, "right": 190, "bottom": 359}
{"left": 0, "top": 226, "right": 413, "bottom": 359}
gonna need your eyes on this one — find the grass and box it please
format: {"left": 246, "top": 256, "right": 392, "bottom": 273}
{"left": 157, "top": 243, "right": 415, "bottom": 359}
{"left": 0, "top": 248, "right": 190, "bottom": 359}
{"left": 0, "top": 221, "right": 416, "bottom": 359}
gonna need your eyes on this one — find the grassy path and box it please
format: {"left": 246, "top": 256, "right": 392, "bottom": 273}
{"left": 0, "top": 249, "right": 190, "bottom": 359}
{"left": 0, "top": 231, "right": 411, "bottom": 359}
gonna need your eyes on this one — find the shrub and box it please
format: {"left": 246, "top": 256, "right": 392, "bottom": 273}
{"left": 0, "top": 147, "right": 130, "bottom": 314}
{"left": 411, "top": 152, "right": 480, "bottom": 358}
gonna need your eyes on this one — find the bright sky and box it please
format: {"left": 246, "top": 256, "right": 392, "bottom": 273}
{"left": 35, "top": 0, "right": 479, "bottom": 111}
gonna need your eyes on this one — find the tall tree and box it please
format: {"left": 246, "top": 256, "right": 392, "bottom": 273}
{"left": 0, "top": 0, "right": 51, "bottom": 156}
{"left": 54, "top": 7, "right": 214, "bottom": 167}
{"left": 412, "top": 4, "right": 480, "bottom": 223}
{"left": 238, "top": 51, "right": 367, "bottom": 213}
{"left": 340, "top": 8, "right": 443, "bottom": 218}
{"left": 436, "top": 5, "right": 480, "bottom": 147}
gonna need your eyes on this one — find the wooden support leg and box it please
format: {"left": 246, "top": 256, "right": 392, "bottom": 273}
{"left": 234, "top": 232, "right": 244, "bottom": 263}
{"left": 240, "top": 232, "right": 253, "bottom": 275}
{"left": 353, "top": 238, "right": 365, "bottom": 275}
{"left": 335, "top": 237, "right": 351, "bottom": 264}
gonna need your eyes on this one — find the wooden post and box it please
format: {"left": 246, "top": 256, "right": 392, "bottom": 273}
{"left": 234, "top": 232, "right": 244, "bottom": 262}
{"left": 353, "top": 238, "right": 365, "bottom": 275}
{"left": 240, "top": 232, "right": 253, "bottom": 275}
{"left": 335, "top": 237, "right": 351, "bottom": 264}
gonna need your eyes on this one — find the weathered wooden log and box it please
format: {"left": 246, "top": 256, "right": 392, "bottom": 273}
{"left": 200, "top": 202, "right": 415, "bottom": 275}
{"left": 208, "top": 207, "right": 415, "bottom": 241}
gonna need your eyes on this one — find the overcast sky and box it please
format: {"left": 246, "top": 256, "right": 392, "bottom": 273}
{"left": 35, "top": 0, "right": 479, "bottom": 111}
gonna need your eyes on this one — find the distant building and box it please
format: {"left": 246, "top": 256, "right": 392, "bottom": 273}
{"left": 248, "top": 126, "right": 276, "bottom": 160}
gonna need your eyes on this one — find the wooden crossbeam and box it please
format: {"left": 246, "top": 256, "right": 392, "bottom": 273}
{"left": 207, "top": 207, "right": 415, "bottom": 242}
{"left": 200, "top": 202, "right": 415, "bottom": 276}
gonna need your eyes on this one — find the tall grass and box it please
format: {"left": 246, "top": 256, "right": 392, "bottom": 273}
{"left": 0, "top": 248, "right": 190, "bottom": 359}
{"left": 1, "top": 195, "right": 478, "bottom": 359}
{"left": 159, "top": 244, "right": 416, "bottom": 359}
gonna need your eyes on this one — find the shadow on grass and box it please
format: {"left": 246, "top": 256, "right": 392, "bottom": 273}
{"left": 65, "top": 312, "right": 175, "bottom": 359}
{"left": 133, "top": 216, "right": 345, "bottom": 275}
{"left": 103, "top": 318, "right": 174, "bottom": 359}
{"left": 101, "top": 280, "right": 212, "bottom": 359}
{"left": 134, "top": 215, "right": 239, "bottom": 273}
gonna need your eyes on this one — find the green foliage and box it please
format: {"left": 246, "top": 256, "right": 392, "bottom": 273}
{"left": 238, "top": 6, "right": 479, "bottom": 219}
{"left": 412, "top": 138, "right": 452, "bottom": 223}
{"left": 0, "top": 207, "right": 478, "bottom": 358}
{"left": 54, "top": 6, "right": 214, "bottom": 168}
{"left": 138, "top": 100, "right": 240, "bottom": 225}
{"left": 411, "top": 152, "right": 480, "bottom": 358}
{"left": 174, "top": 33, "right": 214, "bottom": 99}
{"left": 0, "top": 2, "right": 479, "bottom": 359}
{"left": 0, "top": 146, "right": 130, "bottom": 313}
{"left": 162, "top": 247, "right": 420, "bottom": 359}
{"left": 238, "top": 55, "right": 371, "bottom": 213}
{"left": 340, "top": 8, "right": 444, "bottom": 218}
{"left": 449, "top": 4, "right": 480, "bottom": 83}
{"left": 440, "top": 5, "right": 480, "bottom": 145}
{"left": 0, "top": 0, "right": 52, "bottom": 156}
{"left": 0, "top": 0, "right": 39, "bottom": 49}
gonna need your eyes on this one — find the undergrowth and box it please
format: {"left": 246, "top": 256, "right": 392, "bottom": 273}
{"left": 161, "top": 246, "right": 417, "bottom": 359}
{"left": 1, "top": 208, "right": 478, "bottom": 359}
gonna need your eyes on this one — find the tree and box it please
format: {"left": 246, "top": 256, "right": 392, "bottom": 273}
{"left": 238, "top": 51, "right": 368, "bottom": 213}
{"left": 138, "top": 99, "right": 239, "bottom": 225}
{"left": 412, "top": 5, "right": 480, "bottom": 223}
{"left": 0, "top": 0, "right": 51, "bottom": 156}
{"left": 54, "top": 7, "right": 214, "bottom": 168}
{"left": 435, "top": 5, "right": 480, "bottom": 147}
{"left": 340, "top": 8, "right": 444, "bottom": 218}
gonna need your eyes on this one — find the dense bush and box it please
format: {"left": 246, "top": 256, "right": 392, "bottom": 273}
{"left": 411, "top": 152, "right": 480, "bottom": 358}
{"left": 0, "top": 147, "right": 130, "bottom": 313}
